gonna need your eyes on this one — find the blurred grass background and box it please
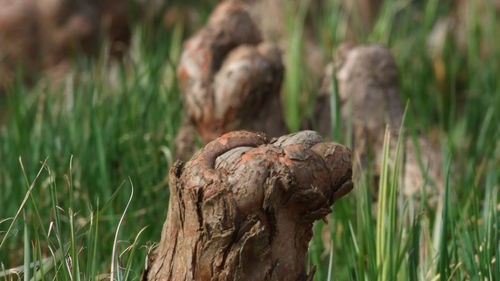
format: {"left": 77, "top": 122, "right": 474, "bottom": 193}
{"left": 1, "top": 0, "right": 499, "bottom": 280}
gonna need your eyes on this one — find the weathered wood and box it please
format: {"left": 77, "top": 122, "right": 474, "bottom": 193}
{"left": 145, "top": 130, "right": 353, "bottom": 281}
{"left": 175, "top": 1, "right": 287, "bottom": 160}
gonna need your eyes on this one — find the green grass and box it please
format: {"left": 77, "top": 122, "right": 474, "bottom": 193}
{"left": 1, "top": 0, "right": 499, "bottom": 280}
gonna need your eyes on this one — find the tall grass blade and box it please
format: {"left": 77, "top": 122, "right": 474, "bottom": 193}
{"left": 0, "top": 159, "right": 47, "bottom": 250}
{"left": 110, "top": 179, "right": 134, "bottom": 281}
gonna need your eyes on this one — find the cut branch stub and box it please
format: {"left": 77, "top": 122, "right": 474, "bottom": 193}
{"left": 145, "top": 130, "right": 352, "bottom": 281}
{"left": 175, "top": 1, "right": 287, "bottom": 160}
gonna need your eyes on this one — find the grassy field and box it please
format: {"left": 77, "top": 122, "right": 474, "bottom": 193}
{"left": 1, "top": 0, "right": 499, "bottom": 280}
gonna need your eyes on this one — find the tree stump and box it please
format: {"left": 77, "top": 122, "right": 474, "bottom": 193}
{"left": 175, "top": 1, "right": 287, "bottom": 160}
{"left": 314, "top": 43, "right": 442, "bottom": 196}
{"left": 144, "top": 130, "right": 353, "bottom": 281}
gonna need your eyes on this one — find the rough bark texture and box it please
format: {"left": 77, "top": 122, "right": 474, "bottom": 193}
{"left": 314, "top": 43, "right": 442, "bottom": 196}
{"left": 145, "top": 130, "right": 353, "bottom": 281}
{"left": 175, "top": 1, "right": 287, "bottom": 161}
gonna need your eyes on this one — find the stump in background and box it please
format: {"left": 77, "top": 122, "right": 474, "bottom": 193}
{"left": 144, "top": 130, "right": 353, "bottom": 281}
{"left": 175, "top": 1, "right": 287, "bottom": 161}
{"left": 0, "top": 0, "right": 131, "bottom": 89}
{"left": 314, "top": 43, "right": 443, "bottom": 197}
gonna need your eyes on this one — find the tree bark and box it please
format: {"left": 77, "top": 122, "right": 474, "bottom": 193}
{"left": 175, "top": 1, "right": 287, "bottom": 160}
{"left": 144, "top": 130, "right": 353, "bottom": 281}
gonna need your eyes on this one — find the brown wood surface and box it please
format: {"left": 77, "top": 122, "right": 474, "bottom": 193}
{"left": 145, "top": 130, "right": 353, "bottom": 281}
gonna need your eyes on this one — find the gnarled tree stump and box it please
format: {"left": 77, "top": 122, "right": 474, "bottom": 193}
{"left": 144, "top": 130, "right": 353, "bottom": 281}
{"left": 175, "top": 1, "right": 287, "bottom": 160}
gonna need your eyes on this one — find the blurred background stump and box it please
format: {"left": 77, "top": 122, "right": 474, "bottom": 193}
{"left": 175, "top": 1, "right": 288, "bottom": 161}
{"left": 314, "top": 43, "right": 443, "bottom": 198}
{"left": 0, "top": 0, "right": 131, "bottom": 90}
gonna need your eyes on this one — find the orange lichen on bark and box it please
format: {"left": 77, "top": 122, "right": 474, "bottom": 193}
{"left": 145, "top": 130, "right": 352, "bottom": 281}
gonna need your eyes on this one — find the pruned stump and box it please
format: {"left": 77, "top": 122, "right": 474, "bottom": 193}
{"left": 144, "top": 130, "right": 353, "bottom": 281}
{"left": 175, "top": 1, "right": 287, "bottom": 160}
